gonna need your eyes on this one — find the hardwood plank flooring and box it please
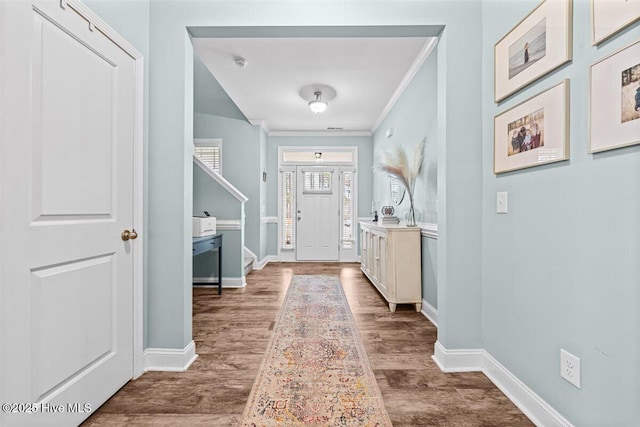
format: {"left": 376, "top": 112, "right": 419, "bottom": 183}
{"left": 84, "top": 263, "right": 533, "bottom": 426}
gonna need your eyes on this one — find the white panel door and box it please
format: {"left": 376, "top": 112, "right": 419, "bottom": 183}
{"left": 296, "top": 167, "right": 339, "bottom": 261}
{"left": 0, "top": 1, "right": 137, "bottom": 425}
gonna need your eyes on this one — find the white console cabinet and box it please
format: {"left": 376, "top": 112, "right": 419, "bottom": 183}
{"left": 359, "top": 221, "right": 422, "bottom": 312}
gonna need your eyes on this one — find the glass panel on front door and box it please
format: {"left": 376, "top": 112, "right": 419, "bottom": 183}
{"left": 303, "top": 171, "right": 332, "bottom": 192}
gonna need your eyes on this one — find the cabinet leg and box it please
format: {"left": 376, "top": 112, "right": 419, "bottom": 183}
{"left": 389, "top": 303, "right": 396, "bottom": 312}
{"left": 415, "top": 302, "right": 422, "bottom": 312}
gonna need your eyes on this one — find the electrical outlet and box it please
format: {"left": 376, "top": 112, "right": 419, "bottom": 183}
{"left": 560, "top": 349, "right": 581, "bottom": 389}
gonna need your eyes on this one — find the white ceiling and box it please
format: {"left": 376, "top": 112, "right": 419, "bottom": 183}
{"left": 192, "top": 37, "right": 436, "bottom": 134}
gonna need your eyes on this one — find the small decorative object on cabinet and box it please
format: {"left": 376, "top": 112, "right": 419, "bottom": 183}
{"left": 360, "top": 221, "right": 422, "bottom": 312}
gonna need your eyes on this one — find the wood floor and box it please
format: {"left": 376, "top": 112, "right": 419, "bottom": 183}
{"left": 84, "top": 263, "right": 533, "bottom": 426}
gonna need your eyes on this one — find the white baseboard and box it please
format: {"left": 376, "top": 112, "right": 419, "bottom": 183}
{"left": 254, "top": 255, "right": 278, "bottom": 270}
{"left": 483, "top": 352, "right": 574, "bottom": 427}
{"left": 432, "top": 341, "right": 483, "bottom": 372}
{"left": 432, "top": 341, "right": 574, "bottom": 427}
{"left": 193, "top": 276, "right": 247, "bottom": 287}
{"left": 143, "top": 340, "right": 198, "bottom": 372}
{"left": 244, "top": 246, "right": 257, "bottom": 262}
{"left": 420, "top": 299, "right": 438, "bottom": 327}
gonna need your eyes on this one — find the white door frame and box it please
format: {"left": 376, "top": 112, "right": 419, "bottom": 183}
{"left": 277, "top": 146, "right": 358, "bottom": 262}
{"left": 0, "top": 0, "right": 145, "bottom": 379}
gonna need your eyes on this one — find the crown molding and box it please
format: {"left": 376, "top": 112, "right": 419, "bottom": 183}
{"left": 249, "top": 119, "right": 270, "bottom": 134}
{"left": 269, "top": 130, "right": 372, "bottom": 137}
{"left": 372, "top": 37, "right": 438, "bottom": 133}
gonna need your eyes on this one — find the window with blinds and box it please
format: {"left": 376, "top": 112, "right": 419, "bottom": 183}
{"left": 302, "top": 171, "right": 332, "bottom": 192}
{"left": 342, "top": 171, "right": 353, "bottom": 249}
{"left": 194, "top": 144, "right": 221, "bottom": 174}
{"left": 282, "top": 171, "right": 294, "bottom": 249}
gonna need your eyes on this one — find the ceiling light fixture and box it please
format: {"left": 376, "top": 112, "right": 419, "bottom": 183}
{"left": 234, "top": 57, "right": 247, "bottom": 68}
{"left": 308, "top": 91, "right": 328, "bottom": 114}
{"left": 314, "top": 152, "right": 322, "bottom": 160}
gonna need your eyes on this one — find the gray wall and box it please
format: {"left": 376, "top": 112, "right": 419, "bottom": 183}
{"left": 372, "top": 49, "right": 438, "bottom": 223}
{"left": 481, "top": 1, "right": 640, "bottom": 424}
{"left": 193, "top": 164, "right": 244, "bottom": 278}
{"left": 193, "top": 113, "right": 262, "bottom": 259}
{"left": 372, "top": 47, "right": 439, "bottom": 308}
{"left": 194, "top": 55, "right": 246, "bottom": 121}
{"left": 422, "top": 236, "right": 437, "bottom": 309}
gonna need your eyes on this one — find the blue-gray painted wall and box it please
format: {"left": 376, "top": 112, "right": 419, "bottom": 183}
{"left": 481, "top": 1, "right": 640, "bottom": 424}
{"left": 193, "top": 113, "right": 262, "bottom": 261}
{"left": 372, "top": 47, "right": 438, "bottom": 308}
{"left": 194, "top": 55, "right": 246, "bottom": 121}
{"left": 192, "top": 163, "right": 244, "bottom": 278}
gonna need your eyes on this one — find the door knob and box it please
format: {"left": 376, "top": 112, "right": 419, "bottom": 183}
{"left": 121, "top": 229, "right": 138, "bottom": 241}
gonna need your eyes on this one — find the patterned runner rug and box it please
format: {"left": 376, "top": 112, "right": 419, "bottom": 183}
{"left": 241, "top": 275, "right": 392, "bottom": 426}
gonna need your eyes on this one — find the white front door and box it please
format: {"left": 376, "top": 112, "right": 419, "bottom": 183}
{"left": 296, "top": 167, "right": 339, "bottom": 261}
{"left": 0, "top": 2, "right": 137, "bottom": 425}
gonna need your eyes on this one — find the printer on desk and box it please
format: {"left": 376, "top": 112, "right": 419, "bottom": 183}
{"left": 193, "top": 216, "right": 216, "bottom": 237}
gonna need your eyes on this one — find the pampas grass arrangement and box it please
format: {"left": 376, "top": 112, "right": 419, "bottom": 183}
{"left": 375, "top": 139, "right": 425, "bottom": 226}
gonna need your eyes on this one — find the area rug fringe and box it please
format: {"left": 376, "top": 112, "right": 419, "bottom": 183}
{"left": 241, "top": 275, "right": 392, "bottom": 426}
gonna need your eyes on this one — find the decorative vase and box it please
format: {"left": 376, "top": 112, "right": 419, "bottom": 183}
{"left": 405, "top": 195, "right": 417, "bottom": 227}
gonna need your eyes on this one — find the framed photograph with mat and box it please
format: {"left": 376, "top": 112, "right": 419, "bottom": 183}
{"left": 590, "top": 39, "right": 640, "bottom": 153}
{"left": 494, "top": 79, "right": 570, "bottom": 174}
{"left": 591, "top": 0, "right": 640, "bottom": 46}
{"left": 494, "top": 0, "right": 572, "bottom": 103}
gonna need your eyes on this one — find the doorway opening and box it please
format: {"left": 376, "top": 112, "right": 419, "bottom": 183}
{"left": 278, "top": 147, "right": 358, "bottom": 262}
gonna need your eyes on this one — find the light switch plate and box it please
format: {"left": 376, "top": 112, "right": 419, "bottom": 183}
{"left": 497, "top": 191, "right": 508, "bottom": 214}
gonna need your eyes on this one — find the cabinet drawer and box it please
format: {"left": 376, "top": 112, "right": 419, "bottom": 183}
{"left": 209, "top": 236, "right": 222, "bottom": 250}
{"left": 192, "top": 240, "right": 211, "bottom": 256}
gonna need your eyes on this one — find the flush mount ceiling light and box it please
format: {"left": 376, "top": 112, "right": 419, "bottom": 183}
{"left": 299, "top": 84, "right": 337, "bottom": 115}
{"left": 308, "top": 92, "right": 327, "bottom": 114}
{"left": 234, "top": 57, "right": 247, "bottom": 68}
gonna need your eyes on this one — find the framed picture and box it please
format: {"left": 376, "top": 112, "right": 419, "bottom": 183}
{"left": 591, "top": 0, "right": 640, "bottom": 46}
{"left": 494, "top": 0, "right": 572, "bottom": 103}
{"left": 590, "top": 39, "right": 640, "bottom": 153}
{"left": 494, "top": 80, "right": 569, "bottom": 174}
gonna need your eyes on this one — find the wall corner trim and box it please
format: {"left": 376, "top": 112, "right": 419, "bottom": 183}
{"left": 420, "top": 299, "right": 438, "bottom": 327}
{"left": 420, "top": 222, "right": 438, "bottom": 239}
{"left": 433, "top": 342, "right": 574, "bottom": 427}
{"left": 260, "top": 216, "right": 278, "bottom": 224}
{"left": 143, "top": 341, "right": 198, "bottom": 372}
{"left": 254, "top": 255, "right": 279, "bottom": 270}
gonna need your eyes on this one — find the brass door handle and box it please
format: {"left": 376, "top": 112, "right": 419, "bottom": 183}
{"left": 121, "top": 229, "right": 138, "bottom": 241}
